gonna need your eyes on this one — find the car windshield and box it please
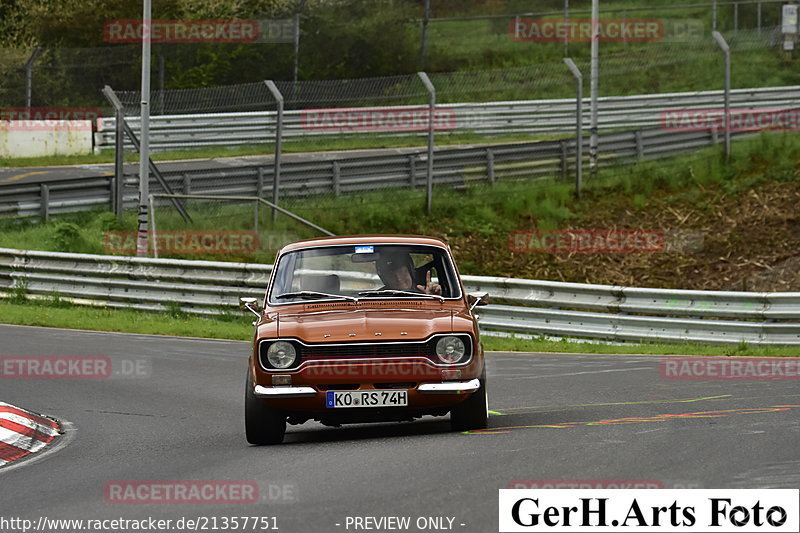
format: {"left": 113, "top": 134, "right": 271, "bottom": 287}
{"left": 268, "top": 244, "right": 460, "bottom": 304}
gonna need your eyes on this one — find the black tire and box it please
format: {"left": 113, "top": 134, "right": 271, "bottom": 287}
{"left": 450, "top": 371, "right": 488, "bottom": 431}
{"left": 245, "top": 372, "right": 287, "bottom": 445}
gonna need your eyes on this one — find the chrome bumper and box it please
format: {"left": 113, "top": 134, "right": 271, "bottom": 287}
{"left": 254, "top": 385, "right": 317, "bottom": 398}
{"left": 417, "top": 379, "right": 481, "bottom": 394}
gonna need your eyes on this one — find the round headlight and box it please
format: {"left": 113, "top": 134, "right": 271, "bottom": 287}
{"left": 435, "top": 336, "right": 466, "bottom": 364}
{"left": 266, "top": 341, "right": 298, "bottom": 369}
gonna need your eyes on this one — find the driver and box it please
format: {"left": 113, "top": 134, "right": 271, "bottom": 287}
{"left": 376, "top": 251, "right": 442, "bottom": 295}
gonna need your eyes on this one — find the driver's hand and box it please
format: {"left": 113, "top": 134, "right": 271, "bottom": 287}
{"left": 417, "top": 271, "right": 442, "bottom": 295}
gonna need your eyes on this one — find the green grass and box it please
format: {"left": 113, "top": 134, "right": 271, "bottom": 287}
{"left": 1, "top": 298, "right": 797, "bottom": 357}
{"left": 0, "top": 298, "right": 253, "bottom": 341}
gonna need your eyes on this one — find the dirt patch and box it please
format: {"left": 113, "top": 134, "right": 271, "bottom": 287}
{"left": 444, "top": 174, "right": 800, "bottom": 291}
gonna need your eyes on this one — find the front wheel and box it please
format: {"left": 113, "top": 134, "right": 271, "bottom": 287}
{"left": 450, "top": 371, "right": 488, "bottom": 431}
{"left": 245, "top": 371, "right": 287, "bottom": 445}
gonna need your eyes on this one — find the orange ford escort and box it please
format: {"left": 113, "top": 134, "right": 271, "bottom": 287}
{"left": 242, "top": 235, "right": 489, "bottom": 444}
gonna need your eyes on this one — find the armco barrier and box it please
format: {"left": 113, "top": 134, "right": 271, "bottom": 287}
{"left": 95, "top": 86, "right": 800, "bottom": 152}
{"left": 2, "top": 248, "right": 799, "bottom": 345}
{"left": 0, "top": 126, "right": 757, "bottom": 219}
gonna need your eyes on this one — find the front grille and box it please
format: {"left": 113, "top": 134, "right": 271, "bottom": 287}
{"left": 301, "top": 343, "right": 429, "bottom": 359}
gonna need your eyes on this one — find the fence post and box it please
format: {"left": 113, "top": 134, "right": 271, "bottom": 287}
{"left": 417, "top": 72, "right": 436, "bottom": 215}
{"left": 757, "top": 1, "right": 762, "bottom": 35}
{"left": 589, "top": 0, "right": 599, "bottom": 180}
{"left": 24, "top": 47, "right": 42, "bottom": 108}
{"left": 332, "top": 161, "right": 341, "bottom": 196}
{"left": 635, "top": 130, "right": 645, "bottom": 159}
{"left": 712, "top": 0, "right": 718, "bottom": 31}
{"left": 264, "top": 81, "right": 284, "bottom": 222}
{"left": 486, "top": 148, "right": 496, "bottom": 185}
{"left": 419, "top": 0, "right": 431, "bottom": 68}
{"left": 102, "top": 86, "right": 125, "bottom": 218}
{"left": 40, "top": 184, "right": 49, "bottom": 222}
{"left": 256, "top": 167, "right": 264, "bottom": 197}
{"left": 564, "top": 58, "right": 583, "bottom": 197}
{"left": 734, "top": 2, "right": 739, "bottom": 32}
{"left": 712, "top": 31, "right": 731, "bottom": 162}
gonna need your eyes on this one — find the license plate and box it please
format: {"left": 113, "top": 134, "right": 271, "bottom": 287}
{"left": 326, "top": 390, "right": 408, "bottom": 408}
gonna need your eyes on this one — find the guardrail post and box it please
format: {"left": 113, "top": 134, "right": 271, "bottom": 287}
{"left": 264, "top": 80, "right": 284, "bottom": 222}
{"left": 712, "top": 31, "right": 731, "bottom": 162}
{"left": 408, "top": 155, "right": 417, "bottom": 188}
{"left": 332, "top": 161, "right": 341, "bottom": 196}
{"left": 40, "top": 184, "right": 49, "bottom": 222}
{"left": 183, "top": 173, "right": 191, "bottom": 195}
{"left": 418, "top": 72, "right": 436, "bottom": 215}
{"left": 711, "top": 126, "right": 719, "bottom": 145}
{"left": 256, "top": 167, "right": 264, "bottom": 197}
{"left": 486, "top": 148, "right": 495, "bottom": 185}
{"left": 635, "top": 130, "right": 645, "bottom": 159}
{"left": 563, "top": 58, "right": 583, "bottom": 197}
{"left": 560, "top": 140, "right": 568, "bottom": 179}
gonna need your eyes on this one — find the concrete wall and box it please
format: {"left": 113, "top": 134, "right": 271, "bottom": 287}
{"left": 0, "top": 121, "right": 93, "bottom": 158}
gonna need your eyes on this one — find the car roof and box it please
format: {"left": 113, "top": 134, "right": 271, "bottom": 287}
{"left": 278, "top": 235, "right": 450, "bottom": 254}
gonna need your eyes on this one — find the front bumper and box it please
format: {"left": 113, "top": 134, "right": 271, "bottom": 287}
{"left": 253, "top": 379, "right": 480, "bottom": 399}
{"left": 254, "top": 385, "right": 317, "bottom": 398}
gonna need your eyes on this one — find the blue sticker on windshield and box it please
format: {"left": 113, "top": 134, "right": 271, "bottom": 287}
{"left": 355, "top": 246, "right": 374, "bottom": 254}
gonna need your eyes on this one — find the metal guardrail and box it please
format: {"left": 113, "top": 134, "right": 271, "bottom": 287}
{"left": 0, "top": 126, "right": 757, "bottom": 219}
{"left": 94, "top": 85, "right": 800, "bottom": 151}
{"left": 2, "top": 248, "right": 799, "bottom": 345}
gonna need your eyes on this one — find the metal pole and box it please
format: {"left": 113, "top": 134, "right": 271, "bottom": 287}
{"left": 420, "top": 0, "right": 431, "bottom": 68}
{"left": 712, "top": 31, "right": 731, "bottom": 162}
{"left": 158, "top": 51, "right": 165, "bottom": 114}
{"left": 589, "top": 0, "right": 599, "bottom": 179}
{"left": 264, "top": 81, "right": 284, "bottom": 222}
{"left": 712, "top": 0, "right": 718, "bottom": 31}
{"left": 137, "top": 0, "right": 152, "bottom": 257}
{"left": 24, "top": 47, "right": 42, "bottom": 108}
{"left": 564, "top": 0, "right": 569, "bottom": 56}
{"left": 757, "top": 1, "right": 762, "bottom": 34}
{"left": 149, "top": 194, "right": 158, "bottom": 258}
{"left": 114, "top": 106, "right": 124, "bottom": 217}
{"left": 102, "top": 85, "right": 126, "bottom": 218}
{"left": 292, "top": 13, "right": 300, "bottom": 86}
{"left": 418, "top": 72, "right": 436, "bottom": 215}
{"left": 564, "top": 58, "right": 583, "bottom": 198}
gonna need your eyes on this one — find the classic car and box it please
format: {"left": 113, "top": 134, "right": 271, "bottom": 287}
{"left": 242, "top": 235, "right": 488, "bottom": 444}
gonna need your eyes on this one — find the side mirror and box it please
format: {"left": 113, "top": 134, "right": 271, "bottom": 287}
{"left": 240, "top": 297, "right": 262, "bottom": 319}
{"left": 467, "top": 292, "right": 489, "bottom": 312}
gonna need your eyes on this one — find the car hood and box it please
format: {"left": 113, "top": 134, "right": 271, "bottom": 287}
{"left": 272, "top": 307, "right": 458, "bottom": 343}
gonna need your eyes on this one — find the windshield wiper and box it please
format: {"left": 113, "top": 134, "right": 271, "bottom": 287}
{"left": 357, "top": 289, "right": 443, "bottom": 301}
{"left": 275, "top": 291, "right": 356, "bottom": 302}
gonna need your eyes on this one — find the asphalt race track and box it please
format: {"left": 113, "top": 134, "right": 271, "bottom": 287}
{"left": 1, "top": 323, "right": 799, "bottom": 532}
